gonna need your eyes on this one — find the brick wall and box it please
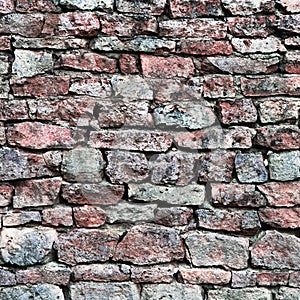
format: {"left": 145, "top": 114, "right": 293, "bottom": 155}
{"left": 0, "top": 0, "right": 299, "bottom": 298}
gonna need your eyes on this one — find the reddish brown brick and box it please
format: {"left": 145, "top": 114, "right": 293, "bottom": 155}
{"left": 179, "top": 39, "right": 233, "bottom": 55}
{"left": 7, "top": 122, "right": 78, "bottom": 150}
{"left": 0, "top": 36, "right": 11, "bottom": 51}
{"left": 179, "top": 268, "right": 231, "bottom": 285}
{"left": 255, "top": 125, "right": 300, "bottom": 150}
{"left": 11, "top": 76, "right": 70, "bottom": 98}
{"left": 58, "top": 53, "right": 117, "bottom": 73}
{"left": 119, "top": 54, "right": 139, "bottom": 74}
{"left": 285, "top": 52, "right": 300, "bottom": 73}
{"left": 100, "top": 14, "right": 157, "bottom": 36}
{"left": 113, "top": 224, "right": 184, "bottom": 265}
{"left": 203, "top": 75, "right": 235, "bottom": 98}
{"left": 169, "top": 0, "right": 223, "bottom": 17}
{"left": 73, "top": 206, "right": 106, "bottom": 227}
{"left": 0, "top": 184, "right": 13, "bottom": 207}
{"left": 141, "top": 55, "right": 194, "bottom": 78}
{"left": 257, "top": 182, "right": 300, "bottom": 207}
{"left": 42, "top": 206, "right": 73, "bottom": 227}
{"left": 15, "top": 0, "right": 59, "bottom": 12}
{"left": 228, "top": 16, "right": 276, "bottom": 37}
{"left": 241, "top": 76, "right": 300, "bottom": 96}
{"left": 0, "top": 0, "right": 14, "bottom": 13}
{"left": 259, "top": 208, "right": 300, "bottom": 229}
{"left": 211, "top": 183, "right": 267, "bottom": 207}
{"left": 0, "top": 14, "right": 44, "bottom": 37}
{"left": 42, "top": 13, "right": 100, "bottom": 37}
{"left": 159, "top": 19, "right": 227, "bottom": 39}
{"left": 0, "top": 100, "right": 29, "bottom": 121}
{"left": 217, "top": 99, "right": 257, "bottom": 124}
{"left": 55, "top": 229, "right": 119, "bottom": 265}
{"left": 73, "top": 264, "right": 130, "bottom": 282}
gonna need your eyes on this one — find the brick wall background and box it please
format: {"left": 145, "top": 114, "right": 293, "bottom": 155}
{"left": 0, "top": 0, "right": 299, "bottom": 299}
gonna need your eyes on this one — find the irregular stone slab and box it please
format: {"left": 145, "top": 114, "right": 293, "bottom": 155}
{"left": 105, "top": 201, "right": 157, "bottom": 224}
{"left": 114, "top": 224, "right": 184, "bottom": 265}
{"left": 73, "top": 264, "right": 130, "bottom": 282}
{"left": 141, "top": 282, "right": 204, "bottom": 300}
{"left": 276, "top": 287, "right": 300, "bottom": 300}
{"left": 155, "top": 207, "right": 193, "bottom": 227}
{"left": 3, "top": 211, "right": 41, "bottom": 226}
{"left": 268, "top": 151, "right": 300, "bottom": 181}
{"left": 208, "top": 287, "right": 272, "bottom": 300}
{"left": 0, "top": 227, "right": 57, "bottom": 266}
{"left": 13, "top": 178, "right": 62, "bottom": 208}
{"left": 0, "top": 284, "right": 64, "bottom": 300}
{"left": 252, "top": 230, "right": 300, "bottom": 270}
{"left": 62, "top": 148, "right": 105, "bottom": 182}
{"left": 116, "top": 0, "right": 166, "bottom": 15}
{"left": 73, "top": 205, "right": 106, "bottom": 227}
{"left": 42, "top": 206, "right": 73, "bottom": 227}
{"left": 60, "top": 0, "right": 113, "bottom": 10}
{"left": 278, "top": 14, "right": 300, "bottom": 34}
{"left": 70, "top": 282, "right": 139, "bottom": 300}
{"left": 185, "top": 231, "right": 249, "bottom": 269}
{"left": 128, "top": 183, "right": 205, "bottom": 206}
{"left": 55, "top": 229, "right": 119, "bottom": 265}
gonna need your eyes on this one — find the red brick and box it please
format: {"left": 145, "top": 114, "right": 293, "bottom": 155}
{"left": 257, "top": 272, "right": 289, "bottom": 286}
{"left": 169, "top": 0, "right": 223, "bottom": 17}
{"left": 16, "top": 0, "right": 59, "bottom": 12}
{"left": 0, "top": 184, "right": 13, "bottom": 207}
{"left": 73, "top": 206, "right": 106, "bottom": 227}
{"left": 0, "top": 100, "right": 29, "bottom": 121}
{"left": 211, "top": 183, "right": 267, "bottom": 207}
{"left": 88, "top": 130, "right": 172, "bottom": 152}
{"left": 197, "top": 208, "right": 260, "bottom": 234}
{"left": 13, "top": 178, "right": 62, "bottom": 208}
{"left": 179, "top": 39, "right": 233, "bottom": 55}
{"left": 179, "top": 268, "right": 231, "bottom": 285}
{"left": 0, "top": 36, "right": 11, "bottom": 51}
{"left": 175, "top": 127, "right": 255, "bottom": 149}
{"left": 42, "top": 13, "right": 100, "bottom": 37}
{"left": 257, "top": 182, "right": 300, "bottom": 207}
{"left": 55, "top": 229, "right": 119, "bottom": 265}
{"left": 58, "top": 52, "right": 117, "bottom": 73}
{"left": 116, "top": 0, "right": 166, "bottom": 15}
{"left": 251, "top": 230, "right": 300, "bottom": 270}
{"left": 217, "top": 99, "right": 257, "bottom": 124}
{"left": 256, "top": 98, "right": 299, "bottom": 123}
{"left": 259, "top": 208, "right": 300, "bottom": 229}
{"left": 0, "top": 0, "right": 14, "bottom": 13}
{"left": 131, "top": 265, "right": 176, "bottom": 283}
{"left": 159, "top": 19, "right": 227, "bottom": 39}
{"left": 73, "top": 264, "right": 130, "bottom": 282}
{"left": 141, "top": 55, "right": 194, "bottom": 78}
{"left": 232, "top": 37, "right": 286, "bottom": 53}
{"left": 11, "top": 76, "right": 70, "bottom": 98}
{"left": 62, "top": 182, "right": 124, "bottom": 205}
{"left": 203, "top": 75, "right": 235, "bottom": 98}
{"left": 100, "top": 14, "right": 157, "bottom": 36}
{"left": 198, "top": 150, "right": 235, "bottom": 183}
{"left": 3, "top": 211, "right": 41, "bottom": 226}
{"left": 285, "top": 52, "right": 300, "bottom": 73}
{"left": 7, "top": 122, "right": 78, "bottom": 150}
{"left": 228, "top": 16, "right": 276, "bottom": 37}
{"left": 241, "top": 75, "right": 300, "bottom": 96}
{"left": 114, "top": 224, "right": 184, "bottom": 265}
{"left": 119, "top": 54, "right": 139, "bottom": 74}
{"left": 255, "top": 125, "right": 300, "bottom": 150}
{"left": 154, "top": 207, "right": 193, "bottom": 227}
{"left": 42, "top": 206, "right": 73, "bottom": 227}
{"left": 0, "top": 14, "right": 44, "bottom": 37}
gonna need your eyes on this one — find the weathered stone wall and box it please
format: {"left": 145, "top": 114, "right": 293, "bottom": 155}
{"left": 0, "top": 0, "right": 299, "bottom": 299}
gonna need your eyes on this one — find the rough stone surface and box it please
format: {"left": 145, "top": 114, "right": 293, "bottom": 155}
{"left": 0, "top": 184, "right": 13, "bottom": 207}
{"left": 276, "top": 287, "right": 300, "bottom": 300}
{"left": 0, "top": 227, "right": 57, "bottom": 266}
{"left": 141, "top": 282, "right": 204, "bottom": 300}
{"left": 268, "top": 151, "right": 300, "bottom": 181}
{"left": 185, "top": 231, "right": 249, "bottom": 269}
{"left": 113, "top": 224, "right": 184, "bottom": 265}
{"left": 60, "top": 0, "right": 113, "bottom": 10}
{"left": 252, "top": 230, "right": 300, "bottom": 270}
{"left": 203, "top": 75, "right": 235, "bottom": 98}
{"left": 131, "top": 265, "right": 176, "bottom": 283}
{"left": 55, "top": 229, "right": 119, "bottom": 265}
{"left": 235, "top": 153, "right": 268, "bottom": 183}
{"left": 73, "top": 205, "right": 106, "bottom": 227}
{"left": 155, "top": 207, "right": 193, "bottom": 227}
{"left": 42, "top": 206, "right": 73, "bottom": 227}
{"left": 3, "top": 211, "right": 41, "bottom": 226}
{"left": 221, "top": 0, "right": 275, "bottom": 15}
{"left": 116, "top": 0, "right": 166, "bottom": 15}
{"left": 62, "top": 148, "right": 105, "bottom": 182}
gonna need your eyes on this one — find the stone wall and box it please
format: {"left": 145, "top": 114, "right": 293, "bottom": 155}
{"left": 0, "top": 0, "right": 299, "bottom": 299}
